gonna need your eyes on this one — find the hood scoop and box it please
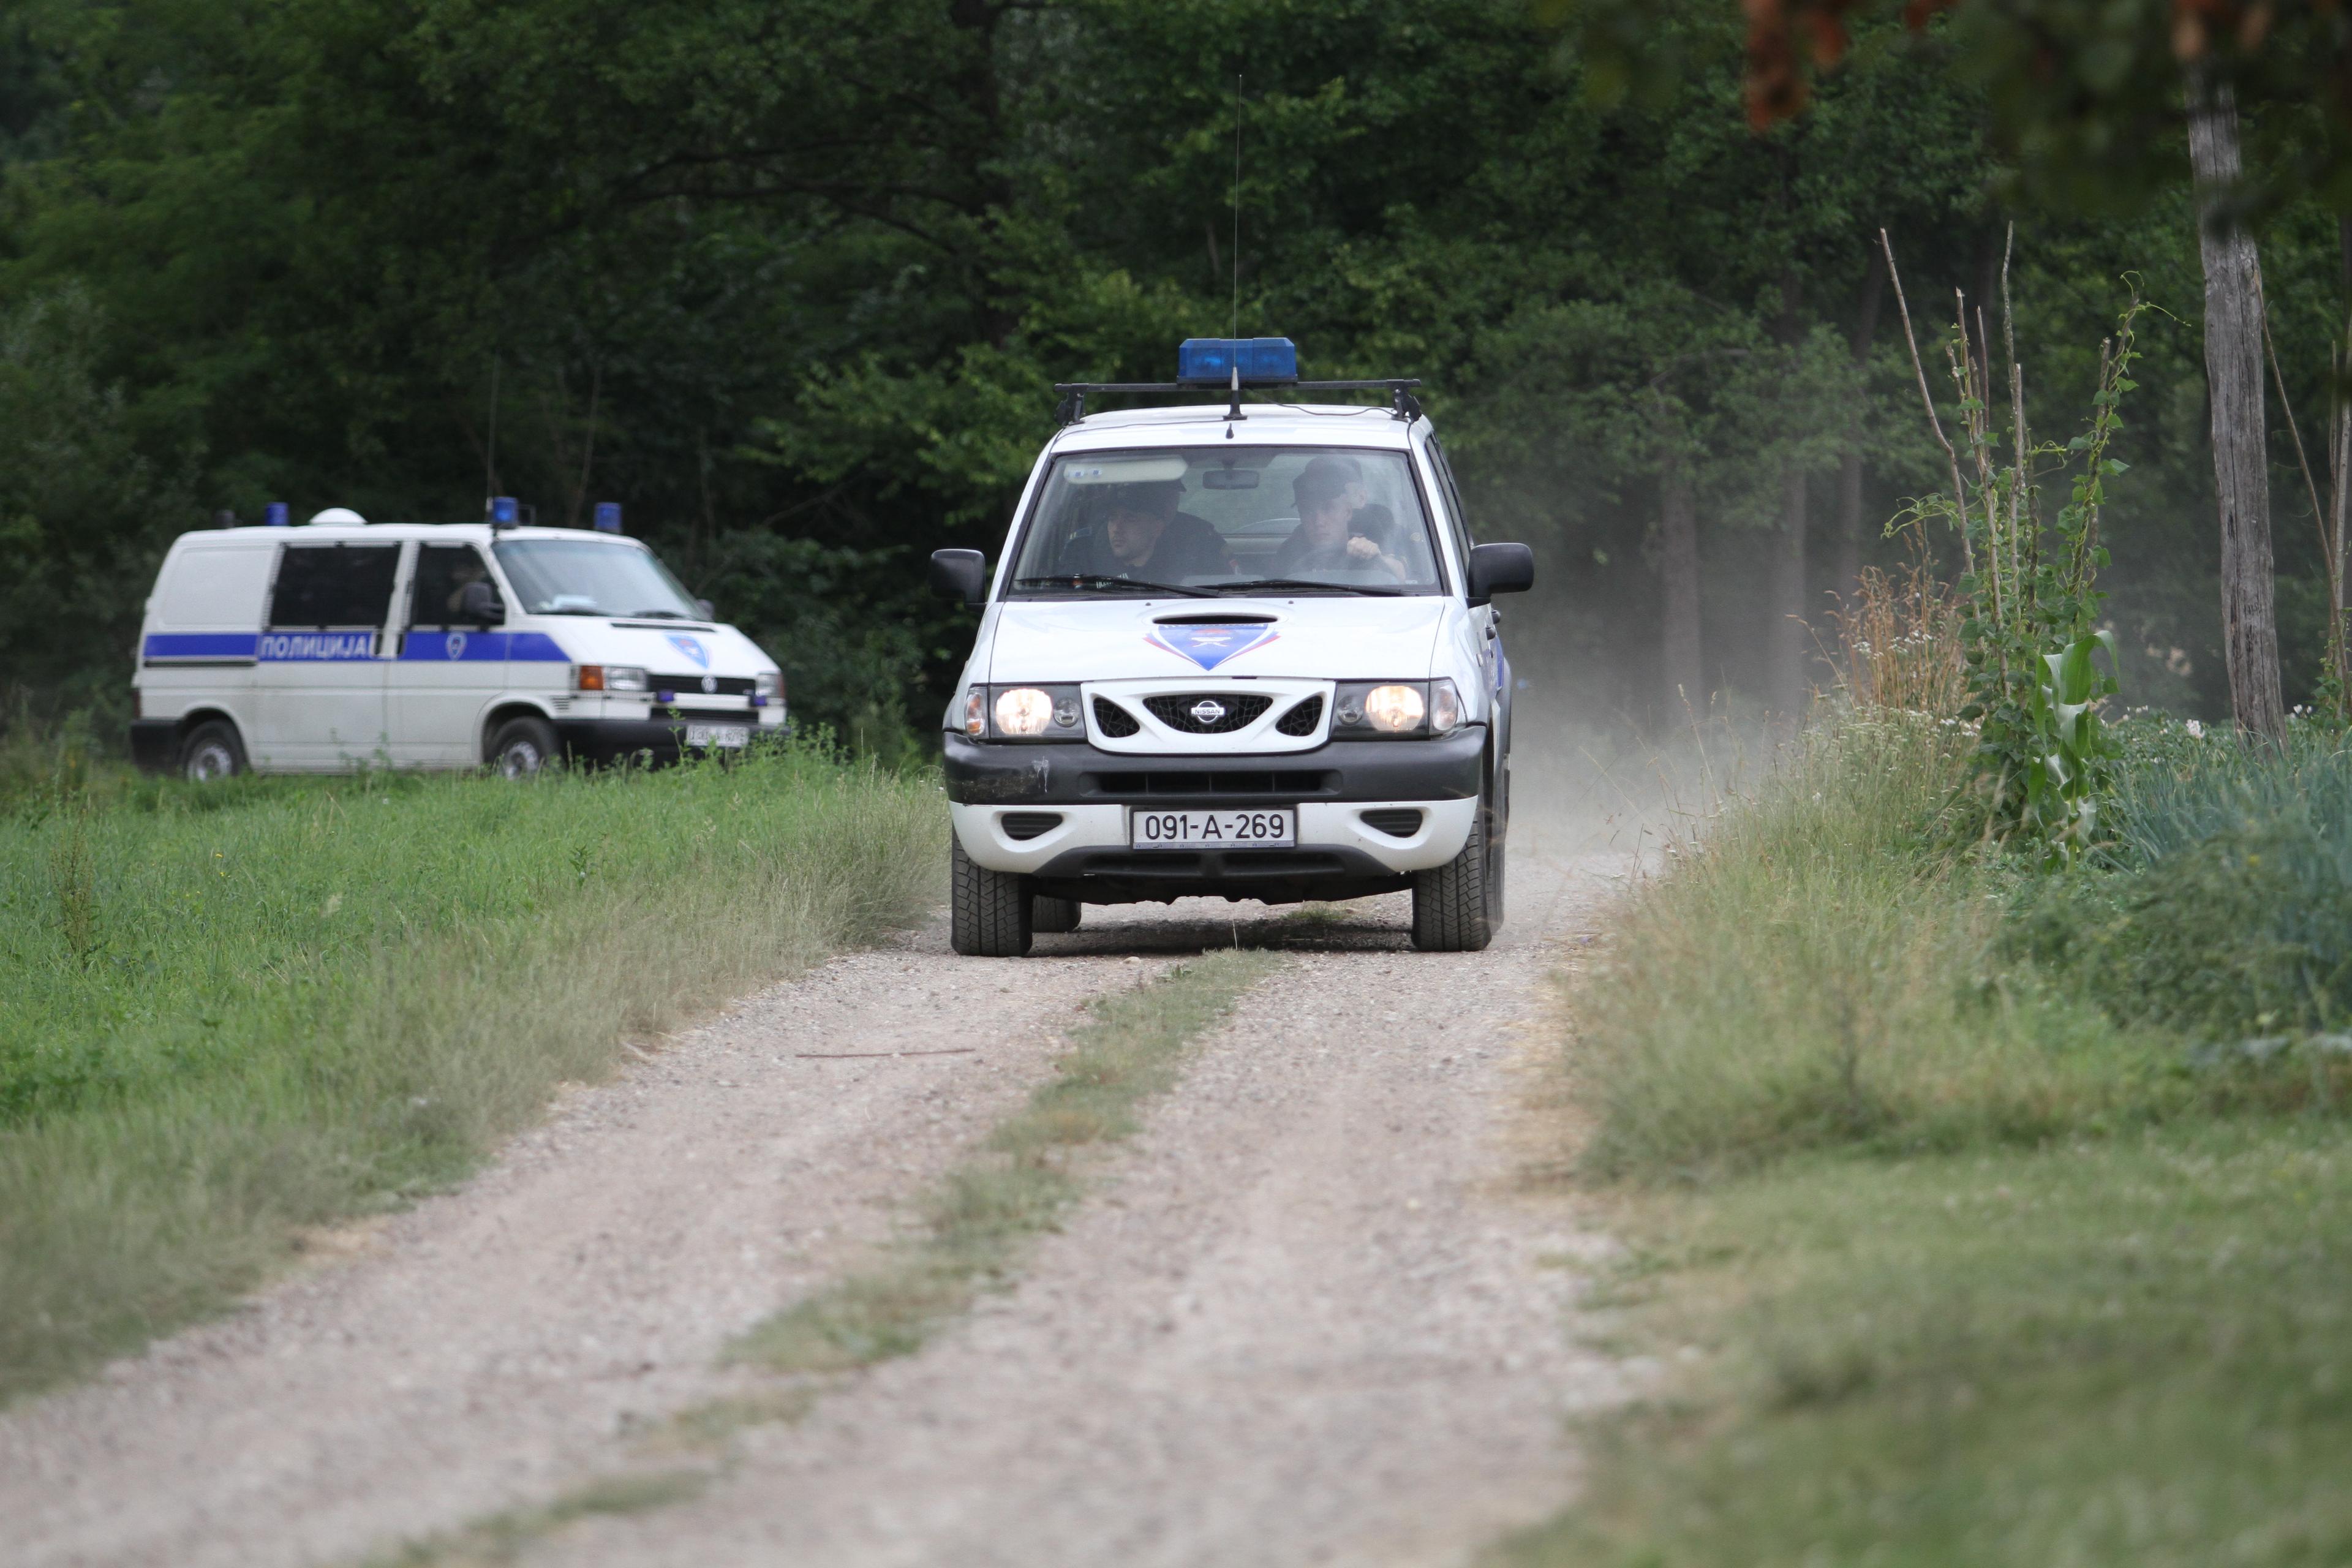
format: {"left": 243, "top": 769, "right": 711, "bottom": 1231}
{"left": 1152, "top": 611, "right": 1276, "bottom": 625}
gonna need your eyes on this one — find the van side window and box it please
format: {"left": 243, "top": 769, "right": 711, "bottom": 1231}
{"left": 268, "top": 543, "right": 401, "bottom": 630}
{"left": 409, "top": 545, "right": 496, "bottom": 630}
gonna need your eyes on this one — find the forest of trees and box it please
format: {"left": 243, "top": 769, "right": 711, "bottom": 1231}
{"left": 2, "top": 0, "right": 2347, "bottom": 742}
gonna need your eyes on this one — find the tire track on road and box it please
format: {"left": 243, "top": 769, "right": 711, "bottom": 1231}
{"left": 533, "top": 852, "right": 1632, "bottom": 1568}
{"left": 0, "top": 938, "right": 1151, "bottom": 1568}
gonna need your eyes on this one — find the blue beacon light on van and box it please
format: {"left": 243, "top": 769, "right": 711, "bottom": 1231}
{"left": 1177, "top": 337, "right": 1297, "bottom": 385}
{"left": 264, "top": 502, "right": 289, "bottom": 527}
{"left": 487, "top": 496, "right": 519, "bottom": 527}
{"left": 594, "top": 502, "right": 622, "bottom": 533}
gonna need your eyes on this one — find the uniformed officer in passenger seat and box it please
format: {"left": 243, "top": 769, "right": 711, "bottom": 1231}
{"left": 1273, "top": 458, "right": 1408, "bottom": 581}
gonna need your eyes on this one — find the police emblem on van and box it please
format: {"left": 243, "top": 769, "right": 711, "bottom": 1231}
{"left": 667, "top": 635, "right": 710, "bottom": 668}
{"left": 1144, "top": 622, "right": 1280, "bottom": 671}
{"left": 445, "top": 631, "right": 467, "bottom": 660}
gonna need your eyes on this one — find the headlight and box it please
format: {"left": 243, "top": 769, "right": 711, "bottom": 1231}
{"left": 967, "top": 684, "right": 1087, "bottom": 742}
{"left": 1429, "top": 678, "right": 1463, "bottom": 734}
{"left": 755, "top": 671, "right": 783, "bottom": 699}
{"left": 995, "top": 687, "right": 1057, "bottom": 736}
{"left": 576, "top": 664, "right": 649, "bottom": 692}
{"left": 1363, "top": 684, "right": 1425, "bottom": 734}
{"left": 1330, "top": 680, "right": 1470, "bottom": 739}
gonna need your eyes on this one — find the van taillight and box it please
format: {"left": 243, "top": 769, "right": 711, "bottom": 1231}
{"left": 576, "top": 665, "right": 604, "bottom": 692}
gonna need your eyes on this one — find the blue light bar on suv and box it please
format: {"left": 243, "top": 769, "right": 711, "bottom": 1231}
{"left": 1177, "top": 337, "right": 1298, "bottom": 385}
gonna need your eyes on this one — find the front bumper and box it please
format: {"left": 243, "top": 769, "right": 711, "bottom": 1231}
{"left": 945, "top": 726, "right": 1485, "bottom": 902}
{"left": 555, "top": 710, "right": 785, "bottom": 765}
{"left": 942, "top": 725, "right": 1485, "bottom": 807}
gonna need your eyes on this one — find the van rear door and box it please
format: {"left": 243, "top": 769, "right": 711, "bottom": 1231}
{"left": 254, "top": 541, "right": 400, "bottom": 768}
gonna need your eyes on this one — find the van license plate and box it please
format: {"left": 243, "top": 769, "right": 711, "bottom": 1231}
{"left": 687, "top": 723, "right": 750, "bottom": 750}
{"left": 1129, "top": 809, "right": 1296, "bottom": 850}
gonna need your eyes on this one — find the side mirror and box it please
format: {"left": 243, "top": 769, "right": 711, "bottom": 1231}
{"left": 929, "top": 548, "right": 987, "bottom": 608}
{"left": 1467, "top": 543, "right": 1534, "bottom": 606}
{"left": 695, "top": 597, "right": 714, "bottom": 621}
{"left": 459, "top": 579, "right": 505, "bottom": 625}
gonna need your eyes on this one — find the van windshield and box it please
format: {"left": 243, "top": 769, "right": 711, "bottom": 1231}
{"left": 492, "top": 539, "right": 703, "bottom": 619}
{"left": 1007, "top": 447, "right": 1443, "bottom": 597}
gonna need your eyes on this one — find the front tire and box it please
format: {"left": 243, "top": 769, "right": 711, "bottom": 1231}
{"left": 1411, "top": 796, "right": 1501, "bottom": 952}
{"left": 488, "top": 716, "right": 560, "bottom": 778}
{"left": 178, "top": 720, "right": 246, "bottom": 783}
{"left": 1031, "top": 894, "right": 1082, "bottom": 934}
{"left": 951, "top": 835, "right": 1033, "bottom": 956}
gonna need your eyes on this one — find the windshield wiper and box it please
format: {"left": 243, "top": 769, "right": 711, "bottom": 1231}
{"left": 1011, "top": 575, "right": 1218, "bottom": 598}
{"left": 626, "top": 608, "right": 695, "bottom": 619}
{"left": 1215, "top": 578, "right": 1408, "bottom": 597}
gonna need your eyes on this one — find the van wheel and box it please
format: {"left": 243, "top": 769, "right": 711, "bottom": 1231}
{"left": 488, "top": 717, "right": 560, "bottom": 778}
{"left": 951, "top": 835, "right": 1032, "bottom": 956}
{"left": 1411, "top": 796, "right": 1501, "bottom": 952}
{"left": 1031, "top": 894, "right": 1082, "bottom": 935}
{"left": 178, "top": 720, "right": 246, "bottom": 783}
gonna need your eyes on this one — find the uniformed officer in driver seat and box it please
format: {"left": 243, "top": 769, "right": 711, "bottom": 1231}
{"left": 1090, "top": 480, "right": 1235, "bottom": 581}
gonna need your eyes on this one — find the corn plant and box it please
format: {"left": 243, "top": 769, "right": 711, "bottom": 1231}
{"left": 1882, "top": 228, "right": 2146, "bottom": 864}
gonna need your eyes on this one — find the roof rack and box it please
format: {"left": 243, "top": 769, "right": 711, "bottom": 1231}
{"left": 1050, "top": 377, "right": 1425, "bottom": 429}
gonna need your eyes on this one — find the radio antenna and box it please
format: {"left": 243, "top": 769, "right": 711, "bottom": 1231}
{"left": 1231, "top": 73, "right": 1242, "bottom": 340}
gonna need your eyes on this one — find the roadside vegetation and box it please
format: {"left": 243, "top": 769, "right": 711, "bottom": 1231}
{"left": 1504, "top": 253, "right": 2352, "bottom": 1562}
{"left": 0, "top": 741, "right": 941, "bottom": 1403}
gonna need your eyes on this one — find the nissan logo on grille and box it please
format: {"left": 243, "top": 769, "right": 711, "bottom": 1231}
{"left": 1189, "top": 699, "right": 1226, "bottom": 727}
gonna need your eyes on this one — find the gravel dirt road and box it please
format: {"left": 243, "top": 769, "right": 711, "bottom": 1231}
{"left": 0, "top": 806, "right": 1632, "bottom": 1568}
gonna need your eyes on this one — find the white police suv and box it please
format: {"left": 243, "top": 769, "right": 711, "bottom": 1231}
{"left": 129, "top": 509, "right": 785, "bottom": 777}
{"left": 930, "top": 337, "right": 1533, "bottom": 956}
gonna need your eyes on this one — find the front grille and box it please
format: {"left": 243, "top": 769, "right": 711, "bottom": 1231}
{"left": 1092, "top": 696, "right": 1142, "bottom": 737}
{"left": 1142, "top": 693, "right": 1273, "bottom": 734}
{"left": 1359, "top": 808, "right": 1425, "bottom": 838}
{"left": 1275, "top": 695, "right": 1324, "bottom": 737}
{"left": 1000, "top": 812, "right": 1063, "bottom": 841}
{"left": 650, "top": 673, "right": 756, "bottom": 696}
{"left": 1085, "top": 769, "right": 1336, "bottom": 799}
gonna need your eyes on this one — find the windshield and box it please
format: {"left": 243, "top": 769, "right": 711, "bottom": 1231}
{"left": 492, "top": 538, "right": 703, "bottom": 619}
{"left": 1008, "top": 447, "right": 1444, "bottom": 597}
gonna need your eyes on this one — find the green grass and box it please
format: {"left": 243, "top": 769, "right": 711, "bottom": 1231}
{"left": 1510, "top": 715, "right": 2352, "bottom": 1567}
{"left": 728, "top": 947, "right": 1281, "bottom": 1375}
{"left": 0, "top": 744, "right": 942, "bottom": 1402}
{"left": 363, "top": 1469, "right": 712, "bottom": 1567}
{"left": 1496, "top": 1122, "right": 2352, "bottom": 1568}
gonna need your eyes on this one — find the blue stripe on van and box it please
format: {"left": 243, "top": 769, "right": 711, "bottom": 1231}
{"left": 509, "top": 632, "right": 569, "bottom": 662}
{"left": 395, "top": 631, "right": 571, "bottom": 662}
{"left": 143, "top": 633, "right": 260, "bottom": 660}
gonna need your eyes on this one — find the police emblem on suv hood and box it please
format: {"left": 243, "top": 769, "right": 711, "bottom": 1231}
{"left": 666, "top": 634, "right": 710, "bottom": 668}
{"left": 1144, "top": 621, "right": 1279, "bottom": 671}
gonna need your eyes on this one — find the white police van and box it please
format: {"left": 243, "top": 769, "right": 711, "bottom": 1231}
{"left": 129, "top": 508, "right": 785, "bottom": 778}
{"left": 930, "top": 337, "right": 1533, "bottom": 956}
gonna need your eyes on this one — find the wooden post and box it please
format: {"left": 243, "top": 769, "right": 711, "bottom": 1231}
{"left": 2188, "top": 78, "right": 2286, "bottom": 739}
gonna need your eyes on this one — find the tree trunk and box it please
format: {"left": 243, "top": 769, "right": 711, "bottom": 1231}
{"left": 1659, "top": 454, "right": 1703, "bottom": 712}
{"left": 1772, "top": 466, "right": 1811, "bottom": 716}
{"left": 2188, "top": 80, "right": 2286, "bottom": 739}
